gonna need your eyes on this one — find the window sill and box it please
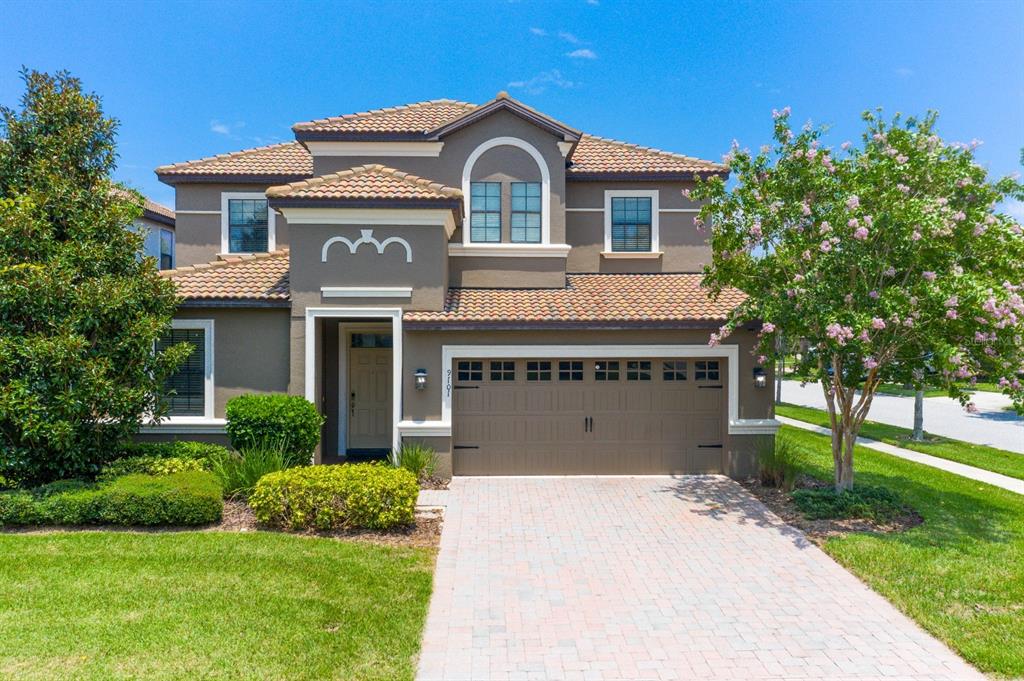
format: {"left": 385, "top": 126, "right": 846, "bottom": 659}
{"left": 601, "top": 251, "right": 663, "bottom": 259}
{"left": 448, "top": 243, "right": 571, "bottom": 258}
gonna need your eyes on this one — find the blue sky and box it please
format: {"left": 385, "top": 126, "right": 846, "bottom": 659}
{"left": 2, "top": 0, "right": 1022, "bottom": 216}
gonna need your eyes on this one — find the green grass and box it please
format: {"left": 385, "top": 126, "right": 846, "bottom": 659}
{"left": 0, "top": 532, "right": 434, "bottom": 680}
{"left": 875, "top": 383, "right": 947, "bottom": 398}
{"left": 776, "top": 402, "right": 1024, "bottom": 481}
{"left": 778, "top": 425, "right": 1024, "bottom": 676}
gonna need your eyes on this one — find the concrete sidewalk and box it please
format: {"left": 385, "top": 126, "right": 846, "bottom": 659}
{"left": 778, "top": 415, "right": 1024, "bottom": 496}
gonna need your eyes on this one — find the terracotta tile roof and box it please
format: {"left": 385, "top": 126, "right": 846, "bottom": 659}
{"left": 293, "top": 99, "right": 477, "bottom": 136}
{"left": 160, "top": 250, "right": 289, "bottom": 302}
{"left": 155, "top": 142, "right": 313, "bottom": 181}
{"left": 567, "top": 135, "right": 726, "bottom": 177}
{"left": 404, "top": 273, "right": 745, "bottom": 326}
{"left": 143, "top": 198, "right": 175, "bottom": 222}
{"left": 266, "top": 164, "right": 462, "bottom": 202}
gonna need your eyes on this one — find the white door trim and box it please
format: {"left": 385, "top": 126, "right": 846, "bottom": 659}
{"left": 305, "top": 307, "right": 402, "bottom": 451}
{"left": 337, "top": 322, "right": 395, "bottom": 455}
{"left": 395, "top": 344, "right": 778, "bottom": 438}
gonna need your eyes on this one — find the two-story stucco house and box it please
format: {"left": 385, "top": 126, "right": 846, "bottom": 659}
{"left": 143, "top": 93, "right": 779, "bottom": 477}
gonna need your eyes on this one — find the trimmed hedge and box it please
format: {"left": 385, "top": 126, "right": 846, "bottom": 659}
{"left": 0, "top": 471, "right": 223, "bottom": 527}
{"left": 100, "top": 455, "right": 207, "bottom": 480}
{"left": 120, "top": 441, "right": 231, "bottom": 463}
{"left": 250, "top": 463, "right": 417, "bottom": 531}
{"left": 791, "top": 484, "right": 906, "bottom": 522}
{"left": 226, "top": 394, "right": 324, "bottom": 460}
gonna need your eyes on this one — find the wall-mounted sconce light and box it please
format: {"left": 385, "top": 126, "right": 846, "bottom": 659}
{"left": 753, "top": 366, "right": 767, "bottom": 389}
{"left": 414, "top": 368, "right": 428, "bottom": 390}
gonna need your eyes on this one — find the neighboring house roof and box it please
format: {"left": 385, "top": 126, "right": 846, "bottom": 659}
{"left": 160, "top": 250, "right": 290, "bottom": 305}
{"left": 266, "top": 164, "right": 462, "bottom": 208}
{"left": 142, "top": 197, "right": 175, "bottom": 227}
{"left": 158, "top": 98, "right": 725, "bottom": 182}
{"left": 404, "top": 274, "right": 744, "bottom": 327}
{"left": 155, "top": 142, "right": 314, "bottom": 184}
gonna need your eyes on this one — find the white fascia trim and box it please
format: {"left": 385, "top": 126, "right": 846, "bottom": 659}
{"left": 397, "top": 420, "right": 453, "bottom": 437}
{"left": 279, "top": 207, "right": 456, "bottom": 237}
{"left": 174, "top": 209, "right": 221, "bottom": 215}
{"left": 306, "top": 307, "right": 403, "bottom": 450}
{"left": 170, "top": 318, "right": 215, "bottom": 420}
{"left": 437, "top": 344, "right": 758, "bottom": 436}
{"left": 729, "top": 419, "right": 782, "bottom": 435}
{"left": 604, "top": 189, "right": 659, "bottom": 253}
{"left": 140, "top": 418, "right": 227, "bottom": 434}
{"left": 304, "top": 141, "right": 444, "bottom": 157}
{"left": 557, "top": 141, "right": 574, "bottom": 157}
{"left": 321, "top": 286, "right": 412, "bottom": 298}
{"left": 565, "top": 207, "right": 604, "bottom": 213}
{"left": 447, "top": 243, "right": 571, "bottom": 258}
{"left": 567, "top": 207, "right": 698, "bottom": 213}
{"left": 462, "top": 136, "right": 551, "bottom": 246}
{"left": 221, "top": 192, "right": 276, "bottom": 255}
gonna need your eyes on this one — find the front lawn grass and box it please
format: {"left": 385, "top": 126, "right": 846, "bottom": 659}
{"left": 776, "top": 402, "right": 1024, "bottom": 481}
{"left": 0, "top": 532, "right": 434, "bottom": 680}
{"left": 778, "top": 425, "right": 1024, "bottom": 677}
{"left": 875, "top": 383, "right": 947, "bottom": 397}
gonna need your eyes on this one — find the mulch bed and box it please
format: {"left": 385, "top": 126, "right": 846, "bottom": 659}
{"left": 740, "top": 476, "right": 923, "bottom": 545}
{"left": 208, "top": 500, "right": 442, "bottom": 549}
{"left": 419, "top": 476, "right": 450, "bottom": 491}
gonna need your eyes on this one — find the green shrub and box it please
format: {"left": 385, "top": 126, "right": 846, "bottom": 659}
{"left": 120, "top": 441, "right": 231, "bottom": 464}
{"left": 99, "top": 455, "right": 206, "bottom": 480}
{"left": 757, "top": 435, "right": 800, "bottom": 491}
{"left": 207, "top": 439, "right": 301, "bottom": 499}
{"left": 250, "top": 463, "right": 418, "bottom": 531}
{"left": 226, "top": 394, "right": 324, "bottom": 460}
{"left": 0, "top": 471, "right": 223, "bottom": 527}
{"left": 791, "top": 485, "right": 906, "bottom": 522}
{"left": 392, "top": 443, "right": 438, "bottom": 482}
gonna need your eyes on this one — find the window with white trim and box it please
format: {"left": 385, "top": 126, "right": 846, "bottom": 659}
{"left": 159, "top": 228, "right": 175, "bottom": 270}
{"left": 470, "top": 182, "right": 501, "bottom": 242}
{"left": 157, "top": 320, "right": 214, "bottom": 418}
{"left": 221, "top": 192, "right": 276, "bottom": 254}
{"left": 510, "top": 182, "right": 541, "bottom": 243}
{"left": 604, "top": 189, "right": 660, "bottom": 254}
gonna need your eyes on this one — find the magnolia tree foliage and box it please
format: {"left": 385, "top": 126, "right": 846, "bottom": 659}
{"left": 691, "top": 109, "right": 1024, "bottom": 490}
{"left": 0, "top": 70, "right": 187, "bottom": 485}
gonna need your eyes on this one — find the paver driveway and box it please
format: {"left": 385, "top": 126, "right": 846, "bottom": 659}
{"left": 417, "top": 476, "right": 982, "bottom": 681}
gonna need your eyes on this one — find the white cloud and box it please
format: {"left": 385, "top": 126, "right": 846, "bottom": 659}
{"left": 566, "top": 48, "right": 597, "bottom": 59}
{"left": 530, "top": 27, "right": 547, "bottom": 36}
{"left": 894, "top": 66, "right": 914, "bottom": 78}
{"left": 210, "top": 119, "right": 245, "bottom": 136}
{"left": 586, "top": 0, "right": 599, "bottom": 4}
{"left": 558, "top": 31, "right": 581, "bottom": 44}
{"left": 508, "top": 70, "right": 576, "bottom": 95}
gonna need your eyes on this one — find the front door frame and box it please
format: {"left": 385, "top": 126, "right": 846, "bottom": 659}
{"left": 338, "top": 322, "right": 394, "bottom": 454}
{"left": 305, "top": 307, "right": 403, "bottom": 451}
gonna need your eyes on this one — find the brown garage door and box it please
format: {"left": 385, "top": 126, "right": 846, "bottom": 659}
{"left": 452, "top": 357, "right": 726, "bottom": 475}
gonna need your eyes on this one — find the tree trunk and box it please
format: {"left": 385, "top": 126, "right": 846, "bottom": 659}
{"left": 776, "top": 354, "right": 784, "bottom": 404}
{"left": 833, "top": 417, "right": 856, "bottom": 491}
{"left": 912, "top": 389, "right": 925, "bottom": 441}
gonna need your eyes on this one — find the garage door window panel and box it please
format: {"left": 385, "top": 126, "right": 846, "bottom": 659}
{"left": 490, "top": 361, "right": 515, "bottom": 381}
{"left": 663, "top": 360, "right": 687, "bottom": 381}
{"left": 559, "top": 361, "right": 583, "bottom": 381}
{"left": 457, "top": 360, "right": 483, "bottom": 382}
{"left": 594, "top": 361, "right": 620, "bottom": 381}
{"left": 695, "top": 360, "right": 720, "bottom": 382}
{"left": 526, "top": 361, "right": 551, "bottom": 381}
{"left": 626, "top": 360, "right": 652, "bottom": 381}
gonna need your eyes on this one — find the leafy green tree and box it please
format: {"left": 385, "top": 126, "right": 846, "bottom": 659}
{"left": 692, "top": 109, "right": 1024, "bottom": 491}
{"left": 0, "top": 70, "right": 187, "bottom": 485}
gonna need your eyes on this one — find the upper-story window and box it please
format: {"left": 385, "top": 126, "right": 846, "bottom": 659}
{"left": 221, "top": 192, "right": 276, "bottom": 254}
{"left": 140, "top": 225, "right": 175, "bottom": 270}
{"left": 510, "top": 182, "right": 541, "bottom": 243}
{"left": 470, "top": 182, "right": 501, "bottom": 243}
{"left": 603, "top": 189, "right": 660, "bottom": 255}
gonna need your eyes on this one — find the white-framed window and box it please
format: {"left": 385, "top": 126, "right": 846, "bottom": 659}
{"left": 511, "top": 182, "right": 542, "bottom": 243}
{"left": 603, "top": 189, "right": 660, "bottom": 253}
{"left": 159, "top": 228, "right": 175, "bottom": 270}
{"left": 156, "top": 319, "right": 214, "bottom": 419}
{"left": 221, "top": 192, "right": 276, "bottom": 254}
{"left": 470, "top": 182, "right": 501, "bottom": 242}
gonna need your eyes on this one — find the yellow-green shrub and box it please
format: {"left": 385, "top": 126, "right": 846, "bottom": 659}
{"left": 250, "top": 463, "right": 417, "bottom": 531}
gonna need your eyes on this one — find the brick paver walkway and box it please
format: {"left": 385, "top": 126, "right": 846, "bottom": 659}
{"left": 417, "top": 476, "right": 982, "bottom": 680}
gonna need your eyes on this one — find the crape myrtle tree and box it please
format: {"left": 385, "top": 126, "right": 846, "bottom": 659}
{"left": 0, "top": 70, "right": 188, "bottom": 486}
{"left": 691, "top": 108, "right": 1024, "bottom": 491}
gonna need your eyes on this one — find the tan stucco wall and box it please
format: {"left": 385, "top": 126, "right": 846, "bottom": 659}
{"left": 175, "top": 307, "right": 292, "bottom": 416}
{"left": 172, "top": 183, "right": 287, "bottom": 267}
{"left": 564, "top": 181, "right": 711, "bottom": 273}
{"left": 286, "top": 220, "right": 449, "bottom": 312}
